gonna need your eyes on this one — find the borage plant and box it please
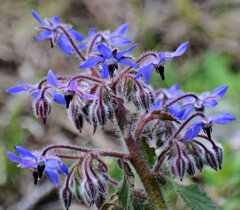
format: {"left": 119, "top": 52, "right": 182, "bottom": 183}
{"left": 6, "top": 9, "right": 235, "bottom": 210}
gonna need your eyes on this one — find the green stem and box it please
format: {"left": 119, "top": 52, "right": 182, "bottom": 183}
{"left": 124, "top": 136, "right": 167, "bottom": 209}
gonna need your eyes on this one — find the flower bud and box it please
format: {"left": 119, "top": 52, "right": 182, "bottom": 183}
{"left": 205, "top": 150, "right": 218, "bottom": 171}
{"left": 81, "top": 178, "right": 97, "bottom": 206}
{"left": 61, "top": 187, "right": 72, "bottom": 210}
{"left": 182, "top": 151, "right": 195, "bottom": 176}
{"left": 68, "top": 99, "right": 83, "bottom": 133}
{"left": 34, "top": 96, "right": 51, "bottom": 124}
{"left": 189, "top": 143, "right": 204, "bottom": 172}
{"left": 135, "top": 85, "right": 154, "bottom": 111}
{"left": 213, "top": 145, "right": 223, "bottom": 170}
{"left": 95, "top": 194, "right": 106, "bottom": 209}
{"left": 175, "top": 156, "right": 187, "bottom": 181}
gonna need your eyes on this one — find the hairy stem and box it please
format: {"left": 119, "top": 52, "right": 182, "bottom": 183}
{"left": 124, "top": 136, "right": 167, "bottom": 209}
{"left": 41, "top": 144, "right": 130, "bottom": 159}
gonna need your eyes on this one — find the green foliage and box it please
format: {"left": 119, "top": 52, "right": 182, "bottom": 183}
{"left": 140, "top": 137, "right": 156, "bottom": 168}
{"left": 174, "top": 183, "right": 217, "bottom": 210}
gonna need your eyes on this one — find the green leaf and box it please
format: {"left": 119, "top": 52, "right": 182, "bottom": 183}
{"left": 116, "top": 160, "right": 134, "bottom": 210}
{"left": 174, "top": 183, "right": 218, "bottom": 210}
{"left": 140, "top": 137, "right": 156, "bottom": 168}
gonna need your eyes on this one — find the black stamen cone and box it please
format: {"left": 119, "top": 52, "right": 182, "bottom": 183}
{"left": 37, "top": 165, "right": 45, "bottom": 179}
{"left": 64, "top": 91, "right": 75, "bottom": 109}
{"left": 203, "top": 126, "right": 212, "bottom": 141}
{"left": 50, "top": 38, "right": 54, "bottom": 48}
{"left": 156, "top": 65, "right": 165, "bottom": 80}
{"left": 108, "top": 64, "right": 116, "bottom": 79}
{"left": 33, "top": 171, "right": 39, "bottom": 185}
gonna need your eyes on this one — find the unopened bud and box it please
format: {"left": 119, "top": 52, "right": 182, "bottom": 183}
{"left": 213, "top": 145, "right": 223, "bottom": 170}
{"left": 175, "top": 156, "right": 186, "bottom": 181}
{"left": 95, "top": 103, "right": 108, "bottom": 129}
{"left": 81, "top": 178, "right": 97, "bottom": 206}
{"left": 61, "top": 187, "right": 72, "bottom": 210}
{"left": 95, "top": 194, "right": 106, "bottom": 209}
{"left": 68, "top": 100, "right": 83, "bottom": 133}
{"left": 205, "top": 150, "right": 218, "bottom": 171}
{"left": 34, "top": 97, "right": 51, "bottom": 124}
{"left": 182, "top": 151, "right": 195, "bottom": 176}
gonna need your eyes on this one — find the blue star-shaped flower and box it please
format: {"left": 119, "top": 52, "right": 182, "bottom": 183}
{"left": 32, "top": 9, "right": 84, "bottom": 55}
{"left": 6, "top": 146, "right": 69, "bottom": 186}
{"left": 87, "top": 23, "right": 131, "bottom": 48}
{"left": 79, "top": 44, "right": 138, "bottom": 78}
{"left": 135, "top": 41, "right": 188, "bottom": 85}
{"left": 184, "top": 112, "right": 235, "bottom": 142}
{"left": 174, "top": 86, "right": 229, "bottom": 120}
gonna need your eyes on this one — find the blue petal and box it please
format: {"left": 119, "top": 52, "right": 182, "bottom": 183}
{"left": 47, "top": 69, "right": 58, "bottom": 87}
{"left": 77, "top": 44, "right": 86, "bottom": 51}
{"left": 14, "top": 146, "right": 35, "bottom": 159}
{"left": 52, "top": 93, "right": 66, "bottom": 105}
{"left": 211, "top": 112, "right": 236, "bottom": 124}
{"left": 6, "top": 152, "right": 20, "bottom": 162}
{"left": 45, "top": 159, "right": 60, "bottom": 168}
{"left": 32, "top": 9, "right": 45, "bottom": 25}
{"left": 79, "top": 56, "right": 104, "bottom": 69}
{"left": 172, "top": 41, "right": 188, "bottom": 57}
{"left": 44, "top": 169, "right": 59, "bottom": 186}
{"left": 57, "top": 35, "right": 72, "bottom": 55}
{"left": 210, "top": 86, "right": 229, "bottom": 98}
{"left": 118, "top": 58, "right": 138, "bottom": 68}
{"left": 101, "top": 63, "right": 109, "bottom": 78}
{"left": 110, "top": 37, "right": 131, "bottom": 47}
{"left": 184, "top": 121, "right": 202, "bottom": 142}
{"left": 98, "top": 44, "right": 112, "bottom": 58}
{"left": 6, "top": 86, "right": 30, "bottom": 94}
{"left": 203, "top": 99, "right": 218, "bottom": 108}
{"left": 51, "top": 92, "right": 66, "bottom": 105}
{"left": 111, "top": 23, "right": 129, "bottom": 36}
{"left": 168, "top": 102, "right": 181, "bottom": 115}
{"left": 19, "top": 159, "right": 36, "bottom": 168}
{"left": 175, "top": 105, "right": 194, "bottom": 120}
{"left": 140, "top": 63, "right": 153, "bottom": 85}
{"left": 60, "top": 163, "right": 69, "bottom": 176}
{"left": 32, "top": 91, "right": 40, "bottom": 100}
{"left": 168, "top": 84, "right": 179, "bottom": 93}
{"left": 115, "top": 44, "right": 137, "bottom": 59}
{"left": 88, "top": 28, "right": 95, "bottom": 37}
{"left": 135, "top": 68, "right": 143, "bottom": 80}
{"left": 149, "top": 100, "right": 162, "bottom": 113}
{"left": 35, "top": 30, "right": 52, "bottom": 41}
{"left": 51, "top": 16, "right": 60, "bottom": 25}
{"left": 68, "top": 29, "right": 84, "bottom": 42}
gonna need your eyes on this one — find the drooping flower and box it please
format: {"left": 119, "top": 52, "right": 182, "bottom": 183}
{"left": 184, "top": 112, "right": 235, "bottom": 142}
{"left": 6, "top": 146, "right": 69, "bottom": 186}
{"left": 174, "top": 86, "right": 229, "bottom": 120}
{"left": 135, "top": 42, "right": 188, "bottom": 85}
{"left": 32, "top": 9, "right": 84, "bottom": 55}
{"left": 86, "top": 23, "right": 131, "bottom": 48}
{"left": 79, "top": 44, "right": 138, "bottom": 79}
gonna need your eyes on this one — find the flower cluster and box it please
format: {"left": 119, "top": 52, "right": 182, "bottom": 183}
{"left": 5, "top": 9, "right": 236, "bottom": 210}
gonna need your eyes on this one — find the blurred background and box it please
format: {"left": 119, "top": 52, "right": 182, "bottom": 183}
{"left": 0, "top": 0, "right": 239, "bottom": 209}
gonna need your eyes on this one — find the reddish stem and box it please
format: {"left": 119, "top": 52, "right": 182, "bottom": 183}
{"left": 41, "top": 144, "right": 130, "bottom": 159}
{"left": 159, "top": 93, "right": 198, "bottom": 112}
{"left": 57, "top": 25, "right": 100, "bottom": 77}
{"left": 173, "top": 112, "right": 205, "bottom": 139}
{"left": 87, "top": 33, "right": 106, "bottom": 56}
